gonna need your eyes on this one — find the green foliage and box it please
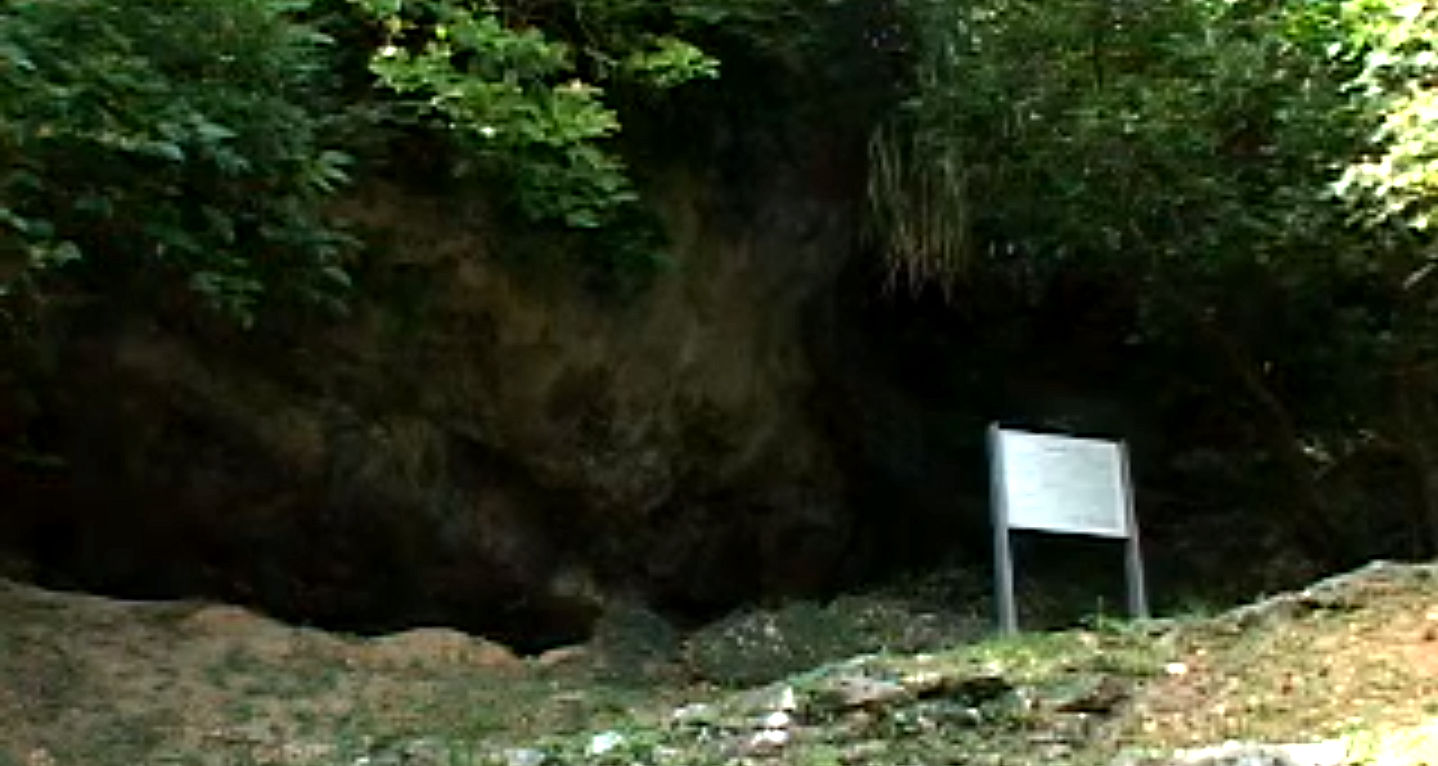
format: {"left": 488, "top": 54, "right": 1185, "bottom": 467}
{"left": 1335, "top": 0, "right": 1438, "bottom": 233}
{"left": 871, "top": 0, "right": 1362, "bottom": 285}
{"left": 0, "top": 0, "right": 356, "bottom": 327}
{"left": 868, "top": 0, "right": 1438, "bottom": 560}
{"left": 348, "top": 0, "right": 718, "bottom": 229}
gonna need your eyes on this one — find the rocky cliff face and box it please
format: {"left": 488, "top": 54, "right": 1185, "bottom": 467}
{"left": 4, "top": 154, "right": 861, "bottom": 649}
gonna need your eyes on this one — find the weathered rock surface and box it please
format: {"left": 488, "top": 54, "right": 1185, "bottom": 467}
{"left": 1118, "top": 741, "right": 1350, "bottom": 766}
{"left": 2, "top": 155, "right": 861, "bottom": 648}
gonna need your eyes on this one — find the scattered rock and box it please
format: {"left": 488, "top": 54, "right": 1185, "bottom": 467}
{"left": 746, "top": 728, "right": 791, "bottom": 754}
{"left": 395, "top": 738, "right": 451, "bottom": 766}
{"left": 587, "top": 730, "right": 625, "bottom": 756}
{"left": 924, "top": 702, "right": 984, "bottom": 727}
{"left": 501, "top": 748, "right": 548, "bottom": 766}
{"left": 275, "top": 742, "right": 337, "bottom": 763}
{"left": 353, "top": 627, "right": 523, "bottom": 671}
{"left": 761, "top": 710, "right": 792, "bottom": 729}
{"left": 840, "top": 709, "right": 877, "bottom": 733}
{"left": 894, "top": 661, "right": 1009, "bottom": 700}
{"left": 841, "top": 740, "right": 890, "bottom": 763}
{"left": 1224, "top": 562, "right": 1438, "bottom": 632}
{"left": 733, "top": 684, "right": 802, "bottom": 720}
{"left": 358, "top": 737, "right": 453, "bottom": 766}
{"left": 533, "top": 645, "right": 589, "bottom": 670}
{"left": 671, "top": 702, "right": 718, "bottom": 726}
{"left": 1118, "top": 740, "right": 1349, "bottom": 766}
{"left": 546, "top": 690, "right": 591, "bottom": 729}
{"left": 948, "top": 675, "right": 1014, "bottom": 705}
{"left": 899, "top": 668, "right": 950, "bottom": 696}
{"left": 1049, "top": 675, "right": 1131, "bottom": 714}
{"left": 814, "top": 674, "right": 910, "bottom": 711}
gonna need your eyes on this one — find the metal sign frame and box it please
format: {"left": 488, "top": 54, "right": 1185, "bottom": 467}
{"left": 988, "top": 424, "right": 1149, "bottom": 634}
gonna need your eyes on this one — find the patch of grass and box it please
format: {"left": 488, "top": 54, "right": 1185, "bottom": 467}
{"left": 223, "top": 696, "right": 260, "bottom": 723}
{"left": 203, "top": 660, "right": 232, "bottom": 690}
{"left": 954, "top": 623, "right": 1165, "bottom": 684}
{"left": 51, "top": 710, "right": 172, "bottom": 766}
{"left": 332, "top": 668, "right": 679, "bottom": 748}
{"left": 207, "top": 643, "right": 348, "bottom": 703}
{"left": 1, "top": 640, "right": 86, "bottom": 720}
{"left": 292, "top": 707, "right": 320, "bottom": 738}
{"left": 219, "top": 645, "right": 265, "bottom": 674}
{"left": 240, "top": 660, "right": 344, "bottom": 699}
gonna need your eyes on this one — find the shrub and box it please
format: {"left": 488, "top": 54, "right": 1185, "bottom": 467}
{"left": 0, "top": 0, "right": 355, "bottom": 327}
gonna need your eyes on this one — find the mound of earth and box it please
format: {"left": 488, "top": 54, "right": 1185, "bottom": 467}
{"left": 1, "top": 561, "right": 1435, "bottom": 766}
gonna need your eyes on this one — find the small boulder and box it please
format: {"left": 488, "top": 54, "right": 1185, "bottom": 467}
{"left": 353, "top": 627, "right": 523, "bottom": 671}
{"left": 1117, "top": 740, "right": 1349, "bottom": 766}
{"left": 500, "top": 748, "right": 547, "bottom": 766}
{"left": 533, "top": 645, "right": 589, "bottom": 670}
{"left": 814, "top": 674, "right": 910, "bottom": 712}
{"left": 1048, "top": 675, "right": 1130, "bottom": 714}
{"left": 587, "top": 731, "right": 625, "bottom": 757}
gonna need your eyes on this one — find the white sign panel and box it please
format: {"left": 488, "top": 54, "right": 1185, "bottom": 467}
{"left": 994, "top": 429, "right": 1130, "bottom": 538}
{"left": 988, "top": 425, "right": 1147, "bottom": 633}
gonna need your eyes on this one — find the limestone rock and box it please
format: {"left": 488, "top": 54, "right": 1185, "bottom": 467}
{"left": 814, "top": 674, "right": 910, "bottom": 711}
{"left": 533, "top": 645, "right": 589, "bottom": 670}
{"left": 352, "top": 627, "right": 523, "bottom": 671}
{"left": 500, "top": 748, "right": 547, "bottom": 766}
{"left": 1047, "top": 675, "right": 1131, "bottom": 714}
{"left": 1119, "top": 740, "right": 1349, "bottom": 766}
{"left": 8, "top": 159, "right": 856, "bottom": 647}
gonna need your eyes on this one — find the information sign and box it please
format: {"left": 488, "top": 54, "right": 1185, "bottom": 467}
{"left": 988, "top": 425, "right": 1148, "bottom": 633}
{"left": 996, "top": 429, "right": 1129, "bottom": 538}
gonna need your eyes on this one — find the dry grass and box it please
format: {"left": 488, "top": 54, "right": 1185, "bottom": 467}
{"left": 866, "top": 126, "right": 972, "bottom": 299}
{"left": 1120, "top": 566, "right": 1438, "bottom": 749}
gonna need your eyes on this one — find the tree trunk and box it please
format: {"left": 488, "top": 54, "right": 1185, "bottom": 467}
{"left": 1393, "top": 364, "right": 1438, "bottom": 558}
{"left": 1189, "top": 311, "right": 1352, "bottom": 566}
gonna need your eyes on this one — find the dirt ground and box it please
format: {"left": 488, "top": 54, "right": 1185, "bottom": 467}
{"left": 0, "top": 580, "right": 691, "bottom": 766}
{"left": 1, "top": 562, "right": 1435, "bottom": 766}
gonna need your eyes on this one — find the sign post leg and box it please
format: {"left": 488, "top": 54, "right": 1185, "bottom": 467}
{"left": 995, "top": 530, "right": 1018, "bottom": 634}
{"left": 1125, "top": 536, "right": 1148, "bottom": 619}
{"left": 989, "top": 424, "right": 1019, "bottom": 634}
{"left": 1119, "top": 441, "right": 1149, "bottom": 619}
